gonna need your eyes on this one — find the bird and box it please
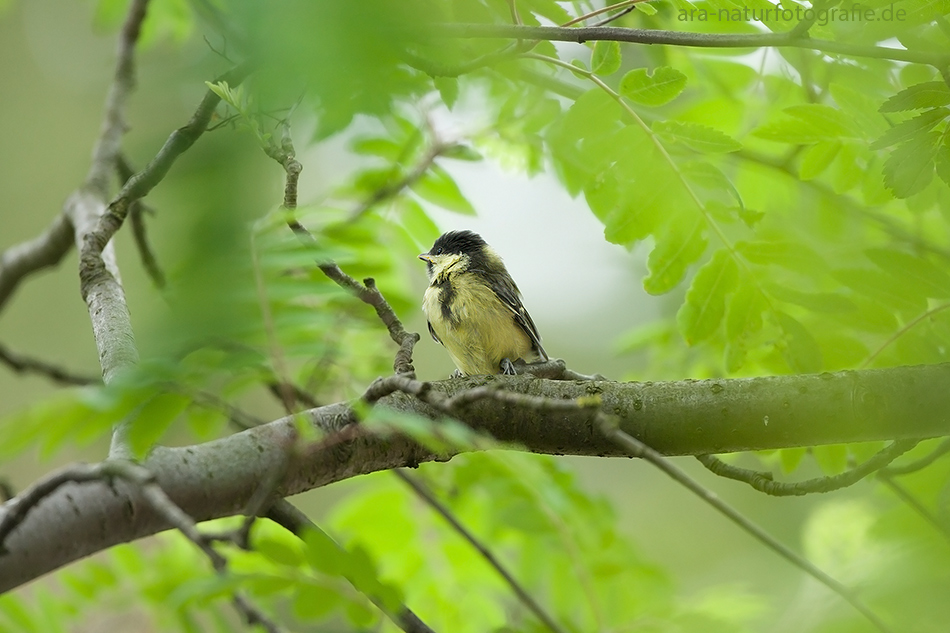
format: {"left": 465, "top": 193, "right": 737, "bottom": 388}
{"left": 418, "top": 230, "right": 548, "bottom": 376}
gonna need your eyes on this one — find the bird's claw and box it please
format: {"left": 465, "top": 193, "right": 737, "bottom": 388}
{"left": 500, "top": 358, "right": 517, "bottom": 375}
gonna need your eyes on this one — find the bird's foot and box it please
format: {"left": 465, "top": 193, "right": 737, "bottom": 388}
{"left": 500, "top": 358, "right": 517, "bottom": 375}
{"left": 450, "top": 369, "right": 464, "bottom": 379}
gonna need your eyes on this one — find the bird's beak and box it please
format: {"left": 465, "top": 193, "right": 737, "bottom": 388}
{"left": 418, "top": 253, "right": 433, "bottom": 263}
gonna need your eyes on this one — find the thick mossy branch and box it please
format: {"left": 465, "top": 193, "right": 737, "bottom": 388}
{"left": 1, "top": 362, "right": 949, "bottom": 592}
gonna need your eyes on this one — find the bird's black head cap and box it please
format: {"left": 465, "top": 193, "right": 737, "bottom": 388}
{"left": 428, "top": 230, "right": 487, "bottom": 257}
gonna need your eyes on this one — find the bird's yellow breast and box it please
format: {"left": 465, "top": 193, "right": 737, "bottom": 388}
{"left": 423, "top": 274, "right": 534, "bottom": 376}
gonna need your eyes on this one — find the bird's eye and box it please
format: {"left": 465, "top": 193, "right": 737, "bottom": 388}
{"left": 435, "top": 247, "right": 443, "bottom": 255}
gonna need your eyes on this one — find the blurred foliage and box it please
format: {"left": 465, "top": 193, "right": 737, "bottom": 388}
{"left": 2, "top": 0, "right": 950, "bottom": 631}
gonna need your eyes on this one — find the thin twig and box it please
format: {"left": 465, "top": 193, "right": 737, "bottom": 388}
{"left": 601, "top": 422, "right": 895, "bottom": 633}
{"left": 266, "top": 381, "right": 321, "bottom": 410}
{"left": 116, "top": 155, "right": 166, "bottom": 288}
{"left": 0, "top": 461, "right": 283, "bottom": 631}
{"left": 167, "top": 383, "right": 266, "bottom": 431}
{"left": 591, "top": 5, "right": 637, "bottom": 27}
{"left": 112, "top": 461, "right": 283, "bottom": 632}
{"left": 0, "top": 215, "right": 74, "bottom": 316}
{"left": 733, "top": 149, "right": 950, "bottom": 263}
{"left": 515, "top": 358, "right": 607, "bottom": 381}
{"left": 696, "top": 439, "right": 919, "bottom": 495}
{"left": 265, "top": 499, "right": 438, "bottom": 633}
{"left": 395, "top": 470, "right": 567, "bottom": 633}
{"left": 0, "top": 343, "right": 99, "bottom": 386}
{"left": 349, "top": 140, "right": 447, "bottom": 223}
{"left": 562, "top": 0, "right": 647, "bottom": 27}
{"left": 877, "top": 472, "right": 950, "bottom": 546}
{"left": 506, "top": 0, "right": 522, "bottom": 25}
{"left": 880, "top": 437, "right": 950, "bottom": 476}
{"left": 438, "top": 23, "right": 949, "bottom": 68}
{"left": 788, "top": 0, "right": 832, "bottom": 39}
{"left": 261, "top": 123, "right": 421, "bottom": 376}
{"left": 250, "top": 230, "right": 296, "bottom": 413}
{"left": 861, "top": 303, "right": 950, "bottom": 368}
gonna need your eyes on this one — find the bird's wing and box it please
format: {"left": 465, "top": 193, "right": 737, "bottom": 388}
{"left": 428, "top": 320, "right": 443, "bottom": 345}
{"left": 487, "top": 273, "right": 548, "bottom": 361}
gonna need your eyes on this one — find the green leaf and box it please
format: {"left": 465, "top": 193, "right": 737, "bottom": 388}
{"left": 127, "top": 392, "right": 191, "bottom": 458}
{"left": 816, "top": 333, "right": 869, "bottom": 370}
{"left": 833, "top": 268, "right": 928, "bottom": 314}
{"left": 799, "top": 141, "right": 840, "bottom": 180}
{"left": 256, "top": 535, "right": 304, "bottom": 567}
{"left": 345, "top": 600, "right": 376, "bottom": 628}
{"left": 869, "top": 107, "right": 948, "bottom": 150}
{"left": 879, "top": 82, "right": 950, "bottom": 112}
{"left": 726, "top": 283, "right": 766, "bottom": 340}
{"left": 441, "top": 145, "right": 483, "bottom": 161}
{"left": 548, "top": 89, "right": 621, "bottom": 192}
{"left": 569, "top": 59, "right": 589, "bottom": 78}
{"left": 677, "top": 250, "right": 739, "bottom": 344}
{"left": 831, "top": 298, "right": 897, "bottom": 334}
{"left": 937, "top": 141, "right": 950, "bottom": 187}
{"left": 0, "top": 594, "right": 40, "bottom": 632}
{"left": 883, "top": 132, "right": 938, "bottom": 198}
{"left": 434, "top": 76, "right": 459, "bottom": 109}
{"left": 831, "top": 83, "right": 887, "bottom": 136}
{"left": 637, "top": 1, "right": 657, "bottom": 14}
{"left": 775, "top": 312, "right": 823, "bottom": 373}
{"left": 303, "top": 528, "right": 346, "bottom": 577}
{"left": 350, "top": 137, "right": 401, "bottom": 160}
{"left": 591, "top": 40, "right": 622, "bottom": 76}
{"left": 865, "top": 248, "right": 950, "bottom": 299}
{"left": 813, "top": 444, "right": 848, "bottom": 475}
{"left": 246, "top": 574, "right": 294, "bottom": 597}
{"left": 737, "top": 240, "right": 825, "bottom": 277}
{"left": 766, "top": 285, "right": 856, "bottom": 313}
{"left": 831, "top": 143, "right": 862, "bottom": 193}
{"left": 397, "top": 198, "right": 441, "bottom": 253}
{"left": 644, "top": 218, "right": 707, "bottom": 295}
{"left": 682, "top": 163, "right": 745, "bottom": 214}
{"left": 292, "top": 582, "right": 345, "bottom": 622}
{"left": 653, "top": 121, "right": 741, "bottom": 153}
{"left": 755, "top": 104, "right": 861, "bottom": 144}
{"left": 619, "top": 67, "right": 687, "bottom": 106}
{"left": 724, "top": 283, "right": 765, "bottom": 372}
{"left": 410, "top": 164, "right": 476, "bottom": 215}
{"left": 784, "top": 104, "right": 861, "bottom": 139}
{"left": 779, "top": 447, "right": 807, "bottom": 473}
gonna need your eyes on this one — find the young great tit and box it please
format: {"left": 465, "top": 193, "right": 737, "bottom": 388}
{"left": 418, "top": 230, "right": 548, "bottom": 376}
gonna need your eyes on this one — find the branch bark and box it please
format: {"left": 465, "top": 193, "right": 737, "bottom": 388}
{"left": 434, "top": 23, "right": 949, "bottom": 68}
{"left": 1, "top": 362, "right": 949, "bottom": 592}
{"left": 0, "top": 215, "right": 74, "bottom": 315}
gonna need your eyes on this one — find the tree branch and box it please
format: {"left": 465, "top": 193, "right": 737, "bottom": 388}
{"left": 876, "top": 472, "right": 950, "bottom": 546}
{"left": 116, "top": 155, "right": 166, "bottom": 288}
{"left": 435, "top": 23, "right": 950, "bottom": 68}
{"left": 880, "top": 437, "right": 950, "bottom": 476}
{"left": 77, "top": 62, "right": 253, "bottom": 390}
{"left": 0, "top": 343, "right": 99, "bottom": 386}
{"left": 0, "top": 460, "right": 281, "bottom": 631}
{"left": 394, "top": 470, "right": 566, "bottom": 633}
{"left": 266, "top": 500, "right": 438, "bottom": 633}
{"left": 0, "top": 215, "right": 74, "bottom": 316}
{"left": 600, "top": 422, "right": 895, "bottom": 633}
{"left": 696, "top": 439, "right": 919, "bottom": 495}
{"left": 2, "top": 362, "right": 950, "bottom": 592}
{"left": 261, "top": 122, "right": 421, "bottom": 376}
